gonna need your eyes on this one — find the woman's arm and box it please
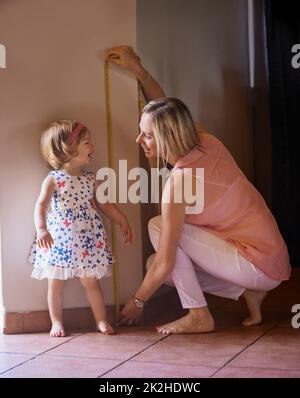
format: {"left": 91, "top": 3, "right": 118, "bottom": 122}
{"left": 119, "top": 172, "right": 186, "bottom": 323}
{"left": 134, "top": 201, "right": 186, "bottom": 302}
{"left": 106, "top": 46, "right": 166, "bottom": 102}
{"left": 34, "top": 175, "right": 55, "bottom": 248}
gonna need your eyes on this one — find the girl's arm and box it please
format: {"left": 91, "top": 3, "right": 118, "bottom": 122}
{"left": 34, "top": 175, "right": 55, "bottom": 248}
{"left": 94, "top": 180, "right": 132, "bottom": 244}
{"left": 106, "top": 46, "right": 166, "bottom": 102}
{"left": 119, "top": 172, "right": 186, "bottom": 323}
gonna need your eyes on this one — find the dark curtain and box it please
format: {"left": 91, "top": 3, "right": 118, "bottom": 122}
{"left": 264, "top": 1, "right": 300, "bottom": 267}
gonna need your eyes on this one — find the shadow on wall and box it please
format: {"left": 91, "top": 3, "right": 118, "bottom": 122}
{"left": 197, "top": 68, "right": 253, "bottom": 181}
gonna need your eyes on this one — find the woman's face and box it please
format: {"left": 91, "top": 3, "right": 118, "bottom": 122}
{"left": 136, "top": 113, "right": 158, "bottom": 159}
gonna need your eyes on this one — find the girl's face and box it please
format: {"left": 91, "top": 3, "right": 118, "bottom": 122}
{"left": 73, "top": 131, "right": 95, "bottom": 166}
{"left": 136, "top": 113, "right": 158, "bottom": 159}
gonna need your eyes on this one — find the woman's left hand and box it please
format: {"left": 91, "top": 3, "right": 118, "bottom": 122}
{"left": 106, "top": 46, "right": 142, "bottom": 74}
{"left": 118, "top": 298, "right": 143, "bottom": 325}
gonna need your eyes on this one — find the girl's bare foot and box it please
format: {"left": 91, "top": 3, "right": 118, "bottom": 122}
{"left": 98, "top": 320, "right": 115, "bottom": 335}
{"left": 156, "top": 307, "right": 215, "bottom": 335}
{"left": 50, "top": 321, "right": 66, "bottom": 337}
{"left": 242, "top": 289, "right": 267, "bottom": 326}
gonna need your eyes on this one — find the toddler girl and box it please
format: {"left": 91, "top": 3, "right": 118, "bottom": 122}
{"left": 29, "top": 120, "right": 132, "bottom": 336}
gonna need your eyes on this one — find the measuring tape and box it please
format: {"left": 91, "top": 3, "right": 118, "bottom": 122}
{"left": 104, "top": 60, "right": 144, "bottom": 317}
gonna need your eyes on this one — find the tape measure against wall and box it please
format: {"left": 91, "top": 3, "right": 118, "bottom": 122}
{"left": 104, "top": 60, "right": 144, "bottom": 317}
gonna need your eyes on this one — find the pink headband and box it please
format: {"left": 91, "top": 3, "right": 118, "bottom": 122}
{"left": 69, "top": 122, "right": 86, "bottom": 143}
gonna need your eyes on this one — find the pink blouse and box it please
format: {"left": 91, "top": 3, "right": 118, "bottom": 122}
{"left": 174, "top": 132, "right": 291, "bottom": 281}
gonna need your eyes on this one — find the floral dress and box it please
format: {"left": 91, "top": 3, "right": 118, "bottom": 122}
{"left": 29, "top": 169, "right": 114, "bottom": 280}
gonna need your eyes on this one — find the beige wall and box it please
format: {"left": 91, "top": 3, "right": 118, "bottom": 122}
{"left": 0, "top": 0, "right": 257, "bottom": 321}
{"left": 137, "top": 0, "right": 253, "bottom": 179}
{"left": 0, "top": 0, "right": 142, "bottom": 315}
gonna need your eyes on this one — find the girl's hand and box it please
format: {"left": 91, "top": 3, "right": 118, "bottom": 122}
{"left": 106, "top": 46, "right": 142, "bottom": 74}
{"left": 118, "top": 298, "right": 143, "bottom": 325}
{"left": 90, "top": 197, "right": 98, "bottom": 211}
{"left": 119, "top": 218, "right": 133, "bottom": 244}
{"left": 36, "top": 229, "right": 54, "bottom": 249}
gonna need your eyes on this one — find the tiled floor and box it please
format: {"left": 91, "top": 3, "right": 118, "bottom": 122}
{"left": 1, "top": 269, "right": 299, "bottom": 378}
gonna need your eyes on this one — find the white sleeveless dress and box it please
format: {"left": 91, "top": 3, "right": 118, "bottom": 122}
{"left": 29, "top": 169, "right": 114, "bottom": 280}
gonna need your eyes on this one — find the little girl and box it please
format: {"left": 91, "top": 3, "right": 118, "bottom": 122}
{"left": 29, "top": 120, "right": 132, "bottom": 337}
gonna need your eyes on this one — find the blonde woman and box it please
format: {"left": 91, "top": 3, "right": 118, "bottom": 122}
{"left": 107, "top": 46, "right": 291, "bottom": 334}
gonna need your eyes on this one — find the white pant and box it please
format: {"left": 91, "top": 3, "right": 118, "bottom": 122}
{"left": 148, "top": 216, "right": 281, "bottom": 309}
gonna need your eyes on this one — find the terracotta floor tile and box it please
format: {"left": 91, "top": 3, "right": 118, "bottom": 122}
{"left": 245, "top": 327, "right": 300, "bottom": 347}
{"left": 164, "top": 328, "right": 266, "bottom": 346}
{"left": 230, "top": 328, "right": 300, "bottom": 370}
{"left": 0, "top": 333, "right": 78, "bottom": 354}
{"left": 0, "top": 353, "right": 33, "bottom": 374}
{"left": 112, "top": 326, "right": 164, "bottom": 341}
{"left": 275, "top": 319, "right": 298, "bottom": 329}
{"left": 0, "top": 269, "right": 297, "bottom": 378}
{"left": 0, "top": 355, "right": 119, "bottom": 378}
{"left": 213, "top": 366, "right": 300, "bottom": 378}
{"left": 133, "top": 335, "right": 252, "bottom": 368}
{"left": 46, "top": 333, "right": 156, "bottom": 360}
{"left": 215, "top": 322, "right": 276, "bottom": 335}
{"left": 104, "top": 360, "right": 218, "bottom": 378}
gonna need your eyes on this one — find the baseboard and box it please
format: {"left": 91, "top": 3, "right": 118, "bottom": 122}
{"left": 1, "top": 287, "right": 181, "bottom": 335}
{"left": 2, "top": 306, "right": 117, "bottom": 335}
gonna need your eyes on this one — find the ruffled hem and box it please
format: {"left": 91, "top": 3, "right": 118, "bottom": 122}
{"left": 31, "top": 264, "right": 113, "bottom": 280}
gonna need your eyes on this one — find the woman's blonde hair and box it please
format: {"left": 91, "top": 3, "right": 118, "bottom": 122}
{"left": 40, "top": 120, "right": 88, "bottom": 169}
{"left": 143, "top": 98, "right": 200, "bottom": 165}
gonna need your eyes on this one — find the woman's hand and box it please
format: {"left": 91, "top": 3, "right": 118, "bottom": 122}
{"left": 36, "top": 229, "right": 54, "bottom": 249}
{"left": 106, "top": 45, "right": 166, "bottom": 101}
{"left": 106, "top": 46, "right": 142, "bottom": 74}
{"left": 118, "top": 298, "right": 144, "bottom": 325}
{"left": 119, "top": 217, "right": 133, "bottom": 244}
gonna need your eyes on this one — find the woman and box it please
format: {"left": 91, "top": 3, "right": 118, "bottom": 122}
{"left": 106, "top": 46, "right": 291, "bottom": 334}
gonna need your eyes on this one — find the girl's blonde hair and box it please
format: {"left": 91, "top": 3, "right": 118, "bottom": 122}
{"left": 40, "top": 120, "right": 88, "bottom": 169}
{"left": 143, "top": 98, "right": 200, "bottom": 165}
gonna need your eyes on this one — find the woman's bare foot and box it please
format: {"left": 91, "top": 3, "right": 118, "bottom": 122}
{"left": 242, "top": 289, "right": 267, "bottom": 326}
{"left": 50, "top": 321, "right": 66, "bottom": 337}
{"left": 156, "top": 307, "right": 215, "bottom": 335}
{"left": 98, "top": 320, "right": 115, "bottom": 335}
